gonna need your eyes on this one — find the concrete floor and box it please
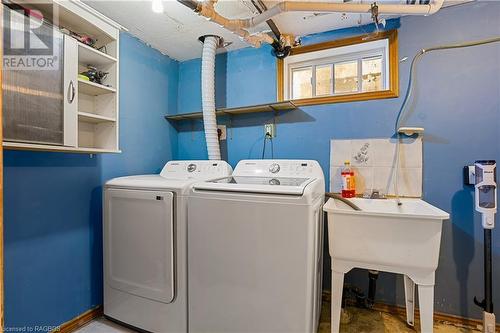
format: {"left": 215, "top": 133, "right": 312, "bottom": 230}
{"left": 78, "top": 303, "right": 484, "bottom": 333}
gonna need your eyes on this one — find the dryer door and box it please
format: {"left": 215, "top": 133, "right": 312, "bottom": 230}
{"left": 105, "top": 188, "right": 175, "bottom": 303}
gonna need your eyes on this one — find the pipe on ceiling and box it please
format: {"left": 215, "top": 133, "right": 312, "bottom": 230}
{"left": 241, "top": 0, "right": 445, "bottom": 28}
{"left": 176, "top": 0, "right": 274, "bottom": 47}
{"left": 178, "top": 0, "right": 445, "bottom": 48}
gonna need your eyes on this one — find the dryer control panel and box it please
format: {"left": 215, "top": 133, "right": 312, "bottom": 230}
{"left": 160, "top": 160, "right": 233, "bottom": 179}
{"left": 233, "top": 160, "right": 324, "bottom": 179}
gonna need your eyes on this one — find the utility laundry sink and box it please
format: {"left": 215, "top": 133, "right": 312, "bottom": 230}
{"left": 324, "top": 197, "right": 449, "bottom": 333}
{"left": 325, "top": 198, "right": 449, "bottom": 271}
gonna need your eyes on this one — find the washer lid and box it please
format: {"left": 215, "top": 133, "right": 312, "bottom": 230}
{"left": 192, "top": 176, "right": 315, "bottom": 195}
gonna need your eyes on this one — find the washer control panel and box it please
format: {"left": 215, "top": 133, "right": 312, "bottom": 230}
{"left": 160, "top": 160, "right": 233, "bottom": 179}
{"left": 233, "top": 160, "right": 324, "bottom": 178}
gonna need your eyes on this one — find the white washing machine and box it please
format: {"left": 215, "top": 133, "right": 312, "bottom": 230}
{"left": 103, "top": 160, "right": 232, "bottom": 333}
{"left": 188, "top": 159, "right": 325, "bottom": 333}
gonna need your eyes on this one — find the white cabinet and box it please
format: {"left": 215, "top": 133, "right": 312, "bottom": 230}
{"left": 3, "top": 0, "right": 122, "bottom": 153}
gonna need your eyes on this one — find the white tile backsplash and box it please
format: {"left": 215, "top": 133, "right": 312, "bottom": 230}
{"left": 330, "top": 166, "right": 343, "bottom": 193}
{"left": 331, "top": 140, "right": 352, "bottom": 167}
{"left": 399, "top": 139, "right": 423, "bottom": 168}
{"left": 351, "top": 140, "right": 372, "bottom": 167}
{"left": 373, "top": 166, "right": 396, "bottom": 195}
{"left": 371, "top": 139, "right": 397, "bottom": 167}
{"left": 398, "top": 167, "right": 423, "bottom": 197}
{"left": 330, "top": 137, "right": 423, "bottom": 197}
{"left": 355, "top": 167, "right": 374, "bottom": 194}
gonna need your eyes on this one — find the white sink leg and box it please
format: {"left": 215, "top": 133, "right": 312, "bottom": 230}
{"left": 418, "top": 284, "right": 435, "bottom": 333}
{"left": 331, "top": 271, "right": 345, "bottom": 333}
{"left": 404, "top": 275, "right": 415, "bottom": 326}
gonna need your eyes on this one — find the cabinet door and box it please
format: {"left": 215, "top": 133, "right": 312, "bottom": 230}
{"left": 63, "top": 35, "right": 78, "bottom": 147}
{"left": 2, "top": 8, "right": 65, "bottom": 145}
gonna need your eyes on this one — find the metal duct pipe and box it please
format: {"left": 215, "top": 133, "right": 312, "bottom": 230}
{"left": 200, "top": 35, "right": 222, "bottom": 160}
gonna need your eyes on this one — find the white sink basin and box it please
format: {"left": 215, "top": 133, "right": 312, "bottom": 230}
{"left": 324, "top": 198, "right": 449, "bottom": 272}
{"left": 324, "top": 197, "right": 450, "bottom": 333}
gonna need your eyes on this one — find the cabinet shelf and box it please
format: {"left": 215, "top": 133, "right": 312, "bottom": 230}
{"left": 78, "top": 112, "right": 116, "bottom": 123}
{"left": 3, "top": 141, "right": 121, "bottom": 154}
{"left": 78, "top": 42, "right": 117, "bottom": 66}
{"left": 164, "top": 101, "right": 297, "bottom": 121}
{"left": 78, "top": 79, "right": 116, "bottom": 96}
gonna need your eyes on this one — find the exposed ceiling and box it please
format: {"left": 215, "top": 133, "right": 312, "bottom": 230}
{"left": 83, "top": 0, "right": 381, "bottom": 61}
{"left": 83, "top": 0, "right": 462, "bottom": 62}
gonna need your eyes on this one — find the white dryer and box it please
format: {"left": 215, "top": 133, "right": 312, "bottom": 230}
{"left": 103, "top": 160, "right": 232, "bottom": 333}
{"left": 188, "top": 159, "right": 325, "bottom": 333}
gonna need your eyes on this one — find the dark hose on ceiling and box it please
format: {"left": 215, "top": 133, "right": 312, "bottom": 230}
{"left": 178, "top": 0, "right": 199, "bottom": 12}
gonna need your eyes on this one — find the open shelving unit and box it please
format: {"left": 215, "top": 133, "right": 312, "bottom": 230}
{"left": 164, "top": 101, "right": 297, "bottom": 121}
{"left": 76, "top": 36, "right": 119, "bottom": 152}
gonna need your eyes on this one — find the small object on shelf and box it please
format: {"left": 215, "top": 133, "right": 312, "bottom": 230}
{"left": 78, "top": 74, "right": 90, "bottom": 81}
{"left": 80, "top": 66, "right": 108, "bottom": 85}
{"left": 61, "top": 27, "right": 97, "bottom": 47}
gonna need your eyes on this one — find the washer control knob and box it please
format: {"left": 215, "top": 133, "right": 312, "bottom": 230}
{"left": 187, "top": 163, "right": 197, "bottom": 173}
{"left": 269, "top": 163, "right": 280, "bottom": 174}
{"left": 269, "top": 178, "right": 281, "bottom": 185}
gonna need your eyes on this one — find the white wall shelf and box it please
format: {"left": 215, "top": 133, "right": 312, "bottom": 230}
{"left": 78, "top": 112, "right": 116, "bottom": 123}
{"left": 78, "top": 42, "right": 117, "bottom": 66}
{"left": 78, "top": 79, "right": 116, "bottom": 96}
{"left": 4, "top": 141, "right": 121, "bottom": 154}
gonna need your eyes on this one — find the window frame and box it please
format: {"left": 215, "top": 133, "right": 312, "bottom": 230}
{"left": 277, "top": 30, "right": 399, "bottom": 106}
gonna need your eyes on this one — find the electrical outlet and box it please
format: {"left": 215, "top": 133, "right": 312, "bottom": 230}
{"left": 217, "top": 125, "right": 227, "bottom": 140}
{"left": 264, "top": 123, "right": 276, "bottom": 138}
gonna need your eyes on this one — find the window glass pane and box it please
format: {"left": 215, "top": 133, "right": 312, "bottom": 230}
{"left": 362, "top": 56, "right": 383, "bottom": 92}
{"left": 334, "top": 61, "right": 358, "bottom": 94}
{"left": 315, "top": 65, "right": 332, "bottom": 96}
{"left": 292, "top": 67, "right": 312, "bottom": 99}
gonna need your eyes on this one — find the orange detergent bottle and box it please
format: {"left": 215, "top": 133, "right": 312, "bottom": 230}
{"left": 341, "top": 160, "right": 356, "bottom": 198}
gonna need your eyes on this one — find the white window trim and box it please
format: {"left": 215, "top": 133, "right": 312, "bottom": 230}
{"left": 283, "top": 38, "right": 390, "bottom": 100}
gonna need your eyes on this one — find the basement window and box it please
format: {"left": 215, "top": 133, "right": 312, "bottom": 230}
{"left": 278, "top": 30, "right": 399, "bottom": 106}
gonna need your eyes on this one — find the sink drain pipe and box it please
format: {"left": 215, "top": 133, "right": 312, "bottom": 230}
{"left": 200, "top": 35, "right": 222, "bottom": 160}
{"left": 367, "top": 271, "right": 379, "bottom": 308}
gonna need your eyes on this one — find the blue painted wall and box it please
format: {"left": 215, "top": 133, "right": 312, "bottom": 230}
{"left": 3, "top": 32, "right": 178, "bottom": 331}
{"left": 175, "top": 2, "right": 500, "bottom": 319}
{"left": 101, "top": 33, "right": 179, "bottom": 180}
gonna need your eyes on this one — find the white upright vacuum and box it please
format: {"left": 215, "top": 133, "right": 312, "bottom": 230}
{"left": 466, "top": 160, "right": 497, "bottom": 333}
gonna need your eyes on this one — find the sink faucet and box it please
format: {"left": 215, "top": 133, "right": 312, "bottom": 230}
{"left": 364, "top": 189, "right": 386, "bottom": 199}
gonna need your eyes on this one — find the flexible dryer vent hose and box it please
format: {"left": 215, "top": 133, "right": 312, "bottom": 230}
{"left": 201, "top": 36, "right": 222, "bottom": 160}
